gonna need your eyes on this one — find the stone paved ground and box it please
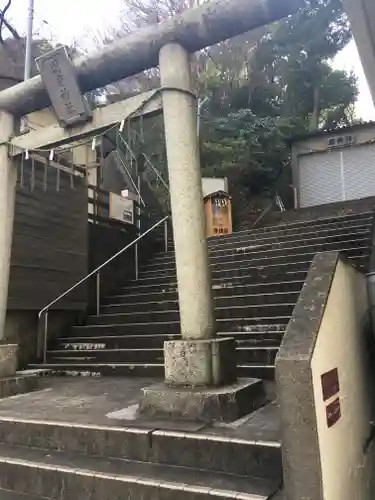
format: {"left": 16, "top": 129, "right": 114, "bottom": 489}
{"left": 0, "top": 377, "right": 281, "bottom": 440}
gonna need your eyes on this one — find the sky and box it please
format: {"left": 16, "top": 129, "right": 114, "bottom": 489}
{"left": 333, "top": 40, "right": 375, "bottom": 121}
{"left": 7, "top": 0, "right": 123, "bottom": 45}
{"left": 5, "top": 0, "right": 375, "bottom": 121}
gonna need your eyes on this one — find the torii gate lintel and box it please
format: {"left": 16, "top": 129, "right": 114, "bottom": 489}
{"left": 9, "top": 90, "right": 162, "bottom": 156}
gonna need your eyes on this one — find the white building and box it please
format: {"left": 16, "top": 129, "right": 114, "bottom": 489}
{"left": 290, "top": 122, "right": 375, "bottom": 208}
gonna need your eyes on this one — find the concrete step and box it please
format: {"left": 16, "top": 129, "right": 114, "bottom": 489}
{"left": 56, "top": 329, "right": 286, "bottom": 350}
{"left": 164, "top": 212, "right": 373, "bottom": 255}
{"left": 47, "top": 348, "right": 165, "bottom": 364}
{"left": 146, "top": 222, "right": 373, "bottom": 267}
{"left": 150, "top": 427, "right": 281, "bottom": 478}
{"left": 237, "top": 347, "right": 279, "bottom": 364}
{"left": 129, "top": 249, "right": 368, "bottom": 286}
{"left": 138, "top": 240, "right": 369, "bottom": 278}
{"left": 29, "top": 362, "right": 165, "bottom": 377}
{"left": 117, "top": 271, "right": 309, "bottom": 295}
{"left": 210, "top": 222, "right": 372, "bottom": 245}
{"left": 0, "top": 442, "right": 280, "bottom": 499}
{"left": 55, "top": 334, "right": 179, "bottom": 350}
{"left": 55, "top": 337, "right": 281, "bottom": 351}
{"left": 100, "top": 291, "right": 300, "bottom": 315}
{"left": 70, "top": 318, "right": 290, "bottom": 337}
{"left": 206, "top": 210, "right": 374, "bottom": 245}
{"left": 30, "top": 362, "right": 278, "bottom": 380}
{"left": 206, "top": 217, "right": 373, "bottom": 250}
{"left": 0, "top": 373, "right": 45, "bottom": 400}
{"left": 238, "top": 364, "right": 275, "bottom": 380}
{"left": 47, "top": 346, "right": 279, "bottom": 365}
{"left": 124, "top": 260, "right": 311, "bottom": 287}
{"left": 207, "top": 248, "right": 368, "bottom": 280}
{"left": 0, "top": 417, "right": 151, "bottom": 462}
{"left": 103, "top": 279, "right": 305, "bottom": 305}
{"left": 0, "top": 414, "right": 279, "bottom": 477}
{"left": 70, "top": 318, "right": 291, "bottom": 337}
{"left": 86, "top": 302, "right": 295, "bottom": 326}
{"left": 147, "top": 237, "right": 371, "bottom": 280}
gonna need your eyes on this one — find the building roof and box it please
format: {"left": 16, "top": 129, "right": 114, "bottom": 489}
{"left": 203, "top": 190, "right": 231, "bottom": 200}
{"left": 288, "top": 121, "right": 375, "bottom": 145}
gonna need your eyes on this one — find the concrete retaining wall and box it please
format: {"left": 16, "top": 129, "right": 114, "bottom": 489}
{"left": 239, "top": 197, "right": 375, "bottom": 231}
{"left": 276, "top": 251, "right": 375, "bottom": 500}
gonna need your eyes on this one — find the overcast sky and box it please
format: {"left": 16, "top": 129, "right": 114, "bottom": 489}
{"left": 6, "top": 0, "right": 375, "bottom": 121}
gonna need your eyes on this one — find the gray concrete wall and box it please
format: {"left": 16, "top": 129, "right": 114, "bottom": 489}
{"left": 276, "top": 252, "right": 375, "bottom": 500}
{"left": 238, "top": 197, "right": 375, "bottom": 232}
{"left": 4, "top": 310, "right": 78, "bottom": 367}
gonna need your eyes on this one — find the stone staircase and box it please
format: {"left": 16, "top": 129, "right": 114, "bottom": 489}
{"left": 3, "top": 208, "right": 373, "bottom": 500}
{"left": 32, "top": 210, "right": 374, "bottom": 379}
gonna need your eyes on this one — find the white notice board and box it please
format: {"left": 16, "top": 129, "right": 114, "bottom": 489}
{"left": 109, "top": 193, "right": 134, "bottom": 224}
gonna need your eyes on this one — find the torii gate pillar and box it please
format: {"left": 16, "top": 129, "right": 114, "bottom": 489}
{"left": 0, "top": 111, "right": 17, "bottom": 340}
{"left": 160, "top": 43, "right": 215, "bottom": 343}
{"left": 138, "top": 44, "right": 264, "bottom": 422}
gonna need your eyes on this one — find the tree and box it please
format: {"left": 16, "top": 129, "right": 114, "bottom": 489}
{"left": 89, "top": 0, "right": 358, "bottom": 216}
{"left": 269, "top": 0, "right": 356, "bottom": 129}
{"left": 197, "top": 0, "right": 358, "bottom": 211}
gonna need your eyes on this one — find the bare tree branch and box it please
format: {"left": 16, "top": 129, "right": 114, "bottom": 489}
{"left": 0, "top": 16, "right": 21, "bottom": 41}
{"left": 0, "top": 0, "right": 12, "bottom": 43}
{"left": 0, "top": 0, "right": 20, "bottom": 44}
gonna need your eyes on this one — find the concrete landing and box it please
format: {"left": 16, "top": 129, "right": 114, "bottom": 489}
{"left": 0, "top": 377, "right": 281, "bottom": 441}
{"left": 0, "top": 373, "right": 43, "bottom": 400}
{"left": 138, "top": 377, "right": 266, "bottom": 423}
{"left": 0, "top": 377, "right": 283, "bottom": 499}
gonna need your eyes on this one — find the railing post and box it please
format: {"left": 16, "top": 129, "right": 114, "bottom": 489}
{"left": 164, "top": 219, "right": 169, "bottom": 253}
{"left": 96, "top": 272, "right": 101, "bottom": 315}
{"left": 43, "top": 311, "right": 48, "bottom": 364}
{"left": 135, "top": 243, "right": 139, "bottom": 280}
{"left": 136, "top": 173, "right": 141, "bottom": 281}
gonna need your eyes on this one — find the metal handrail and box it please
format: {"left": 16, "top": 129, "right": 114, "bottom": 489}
{"left": 116, "top": 148, "right": 146, "bottom": 206}
{"left": 142, "top": 153, "right": 170, "bottom": 194}
{"left": 118, "top": 132, "right": 169, "bottom": 195}
{"left": 38, "top": 215, "right": 169, "bottom": 364}
{"left": 251, "top": 202, "right": 273, "bottom": 229}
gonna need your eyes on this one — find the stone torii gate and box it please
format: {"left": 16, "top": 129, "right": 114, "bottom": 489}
{"left": 0, "top": 0, "right": 301, "bottom": 421}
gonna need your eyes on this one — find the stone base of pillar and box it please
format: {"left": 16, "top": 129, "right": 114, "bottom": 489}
{"left": 138, "top": 378, "right": 266, "bottom": 423}
{"left": 138, "top": 338, "right": 267, "bottom": 422}
{"left": 164, "top": 338, "right": 237, "bottom": 387}
{"left": 0, "top": 345, "right": 47, "bottom": 398}
{"left": 0, "top": 344, "right": 18, "bottom": 378}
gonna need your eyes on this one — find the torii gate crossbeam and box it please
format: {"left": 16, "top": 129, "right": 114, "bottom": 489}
{"left": 0, "top": 0, "right": 301, "bottom": 117}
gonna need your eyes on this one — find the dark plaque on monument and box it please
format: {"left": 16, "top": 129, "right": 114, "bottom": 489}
{"left": 321, "top": 368, "right": 340, "bottom": 402}
{"left": 326, "top": 397, "right": 341, "bottom": 428}
{"left": 36, "top": 46, "right": 92, "bottom": 128}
